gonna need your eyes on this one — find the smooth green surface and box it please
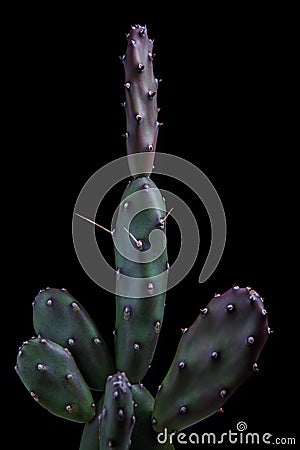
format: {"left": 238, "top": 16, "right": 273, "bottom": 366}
{"left": 152, "top": 287, "right": 269, "bottom": 432}
{"left": 16, "top": 337, "right": 95, "bottom": 423}
{"left": 131, "top": 384, "right": 175, "bottom": 450}
{"left": 114, "top": 177, "right": 168, "bottom": 383}
{"left": 33, "top": 288, "right": 114, "bottom": 390}
{"left": 80, "top": 397, "right": 104, "bottom": 450}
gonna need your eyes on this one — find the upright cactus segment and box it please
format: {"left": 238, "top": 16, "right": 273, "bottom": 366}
{"left": 122, "top": 24, "right": 160, "bottom": 177}
{"left": 80, "top": 398, "right": 104, "bottom": 450}
{"left": 114, "top": 25, "right": 169, "bottom": 382}
{"left": 152, "top": 287, "right": 269, "bottom": 432}
{"left": 15, "top": 337, "right": 95, "bottom": 423}
{"left": 99, "top": 372, "right": 135, "bottom": 450}
{"left": 114, "top": 177, "right": 168, "bottom": 382}
{"left": 33, "top": 288, "right": 114, "bottom": 390}
{"left": 131, "top": 383, "right": 175, "bottom": 450}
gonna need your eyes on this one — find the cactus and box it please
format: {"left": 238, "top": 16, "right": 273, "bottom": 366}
{"left": 151, "top": 287, "right": 269, "bottom": 432}
{"left": 15, "top": 24, "right": 271, "bottom": 449}
{"left": 114, "top": 24, "right": 168, "bottom": 383}
{"left": 79, "top": 383, "right": 175, "bottom": 450}
{"left": 80, "top": 398, "right": 104, "bottom": 450}
{"left": 131, "top": 383, "right": 175, "bottom": 450}
{"left": 99, "top": 372, "right": 135, "bottom": 450}
{"left": 121, "top": 24, "right": 159, "bottom": 177}
{"left": 33, "top": 288, "right": 114, "bottom": 390}
{"left": 114, "top": 177, "right": 168, "bottom": 382}
{"left": 15, "top": 337, "right": 95, "bottom": 422}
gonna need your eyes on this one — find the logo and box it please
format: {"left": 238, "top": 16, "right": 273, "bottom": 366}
{"left": 157, "top": 421, "right": 296, "bottom": 446}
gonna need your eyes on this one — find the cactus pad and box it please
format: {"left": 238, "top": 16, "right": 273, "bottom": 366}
{"left": 15, "top": 337, "right": 95, "bottom": 423}
{"left": 33, "top": 288, "right": 114, "bottom": 390}
{"left": 114, "top": 177, "right": 168, "bottom": 382}
{"left": 99, "top": 372, "right": 135, "bottom": 450}
{"left": 152, "top": 287, "right": 269, "bottom": 432}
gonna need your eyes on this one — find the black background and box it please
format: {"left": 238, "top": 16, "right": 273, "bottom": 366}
{"left": 6, "top": 4, "right": 296, "bottom": 449}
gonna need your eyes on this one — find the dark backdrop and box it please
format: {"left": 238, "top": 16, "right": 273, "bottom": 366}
{"left": 6, "top": 4, "right": 295, "bottom": 449}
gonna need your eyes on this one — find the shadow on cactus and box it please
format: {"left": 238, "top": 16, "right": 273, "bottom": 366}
{"left": 15, "top": 24, "right": 271, "bottom": 450}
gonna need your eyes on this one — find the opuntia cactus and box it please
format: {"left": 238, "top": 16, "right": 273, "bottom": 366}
{"left": 151, "top": 287, "right": 269, "bottom": 432}
{"left": 121, "top": 24, "right": 159, "bottom": 177}
{"left": 80, "top": 398, "right": 104, "bottom": 450}
{"left": 131, "top": 383, "right": 175, "bottom": 450}
{"left": 15, "top": 24, "right": 271, "bottom": 449}
{"left": 33, "top": 288, "right": 114, "bottom": 390}
{"left": 99, "top": 372, "right": 135, "bottom": 450}
{"left": 16, "top": 337, "right": 95, "bottom": 422}
{"left": 114, "top": 177, "right": 168, "bottom": 382}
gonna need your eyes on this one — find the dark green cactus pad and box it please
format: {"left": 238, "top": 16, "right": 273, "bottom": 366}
{"left": 33, "top": 288, "right": 114, "bottom": 390}
{"left": 152, "top": 287, "right": 269, "bottom": 432}
{"left": 80, "top": 397, "right": 104, "bottom": 450}
{"left": 99, "top": 372, "right": 135, "bottom": 450}
{"left": 15, "top": 337, "right": 95, "bottom": 423}
{"left": 122, "top": 24, "right": 160, "bottom": 177}
{"left": 114, "top": 177, "right": 168, "bottom": 383}
{"left": 131, "top": 383, "right": 175, "bottom": 450}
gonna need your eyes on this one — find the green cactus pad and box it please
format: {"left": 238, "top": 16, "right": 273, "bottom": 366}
{"left": 152, "top": 287, "right": 269, "bottom": 432}
{"left": 80, "top": 397, "right": 104, "bottom": 450}
{"left": 33, "top": 288, "right": 114, "bottom": 390}
{"left": 122, "top": 24, "right": 160, "bottom": 177}
{"left": 15, "top": 337, "right": 95, "bottom": 423}
{"left": 99, "top": 372, "right": 135, "bottom": 450}
{"left": 131, "top": 383, "right": 175, "bottom": 450}
{"left": 114, "top": 177, "right": 168, "bottom": 382}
